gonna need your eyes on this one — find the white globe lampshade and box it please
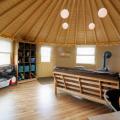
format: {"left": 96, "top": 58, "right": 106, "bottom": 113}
{"left": 62, "top": 22, "right": 69, "bottom": 29}
{"left": 60, "top": 9, "right": 69, "bottom": 19}
{"left": 98, "top": 8, "right": 108, "bottom": 18}
{"left": 89, "top": 23, "right": 95, "bottom": 30}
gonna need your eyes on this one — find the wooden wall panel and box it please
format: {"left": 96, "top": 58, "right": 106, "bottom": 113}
{"left": 55, "top": 45, "right": 120, "bottom": 73}
{"left": 36, "top": 44, "right": 56, "bottom": 78}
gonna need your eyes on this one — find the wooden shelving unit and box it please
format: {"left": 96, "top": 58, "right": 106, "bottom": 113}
{"left": 18, "top": 42, "right": 36, "bottom": 83}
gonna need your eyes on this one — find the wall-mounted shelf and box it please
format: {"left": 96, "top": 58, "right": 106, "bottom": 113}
{"left": 60, "top": 52, "right": 71, "bottom": 57}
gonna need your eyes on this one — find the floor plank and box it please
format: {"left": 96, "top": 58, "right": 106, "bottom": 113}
{"left": 0, "top": 80, "right": 111, "bottom": 120}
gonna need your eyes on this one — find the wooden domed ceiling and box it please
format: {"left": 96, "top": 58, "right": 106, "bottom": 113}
{"left": 0, "top": 0, "right": 120, "bottom": 45}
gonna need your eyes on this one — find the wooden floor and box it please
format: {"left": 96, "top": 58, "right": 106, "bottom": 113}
{"left": 0, "top": 80, "right": 111, "bottom": 120}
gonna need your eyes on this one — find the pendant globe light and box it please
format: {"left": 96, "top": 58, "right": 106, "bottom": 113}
{"left": 60, "top": 9, "right": 69, "bottom": 19}
{"left": 98, "top": 8, "right": 108, "bottom": 18}
{"left": 89, "top": 23, "right": 95, "bottom": 30}
{"left": 62, "top": 22, "right": 69, "bottom": 30}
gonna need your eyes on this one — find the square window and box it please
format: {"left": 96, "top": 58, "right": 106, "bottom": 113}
{"left": 0, "top": 53, "right": 11, "bottom": 65}
{"left": 76, "top": 46, "right": 95, "bottom": 64}
{"left": 40, "top": 47, "right": 51, "bottom": 62}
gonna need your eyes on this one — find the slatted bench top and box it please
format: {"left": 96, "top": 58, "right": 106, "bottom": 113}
{"left": 54, "top": 67, "right": 120, "bottom": 81}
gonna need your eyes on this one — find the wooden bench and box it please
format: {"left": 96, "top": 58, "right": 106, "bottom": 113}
{"left": 53, "top": 71, "right": 120, "bottom": 104}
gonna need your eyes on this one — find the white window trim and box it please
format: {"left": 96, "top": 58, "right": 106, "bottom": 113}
{"left": 76, "top": 45, "right": 96, "bottom": 65}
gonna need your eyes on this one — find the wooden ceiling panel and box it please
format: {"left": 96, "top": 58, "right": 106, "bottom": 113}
{"left": 15, "top": 0, "right": 46, "bottom": 40}
{"left": 91, "top": 0, "right": 108, "bottom": 43}
{"left": 24, "top": 0, "right": 52, "bottom": 41}
{"left": 0, "top": 0, "right": 119, "bottom": 45}
{"left": 1, "top": 0, "right": 42, "bottom": 36}
{"left": 45, "top": 0, "right": 68, "bottom": 44}
{"left": 34, "top": 0, "right": 58, "bottom": 42}
{"left": 0, "top": 0, "right": 36, "bottom": 33}
{"left": 103, "top": 0, "right": 120, "bottom": 35}
{"left": 65, "top": 0, "right": 76, "bottom": 44}
{"left": 36, "top": 0, "right": 63, "bottom": 43}
{"left": 76, "top": 32, "right": 86, "bottom": 44}
{"left": 0, "top": 0, "right": 22, "bottom": 16}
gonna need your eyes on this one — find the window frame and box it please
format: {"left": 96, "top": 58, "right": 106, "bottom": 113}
{"left": 0, "top": 37, "right": 12, "bottom": 65}
{"left": 40, "top": 46, "right": 52, "bottom": 63}
{"left": 76, "top": 45, "right": 96, "bottom": 65}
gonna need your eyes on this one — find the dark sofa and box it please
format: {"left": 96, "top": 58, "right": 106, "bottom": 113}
{"left": 0, "top": 65, "right": 16, "bottom": 88}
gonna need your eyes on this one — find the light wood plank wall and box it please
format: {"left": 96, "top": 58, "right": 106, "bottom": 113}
{"left": 55, "top": 45, "right": 120, "bottom": 72}
{"left": 12, "top": 42, "right": 120, "bottom": 77}
{"left": 36, "top": 44, "right": 56, "bottom": 78}
{"left": 36, "top": 44, "right": 120, "bottom": 78}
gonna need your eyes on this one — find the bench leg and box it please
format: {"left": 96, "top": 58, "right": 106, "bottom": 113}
{"left": 55, "top": 85, "right": 57, "bottom": 95}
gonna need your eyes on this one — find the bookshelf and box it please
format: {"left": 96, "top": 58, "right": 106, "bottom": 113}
{"left": 18, "top": 42, "right": 36, "bottom": 83}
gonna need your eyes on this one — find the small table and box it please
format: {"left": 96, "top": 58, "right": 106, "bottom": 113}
{"left": 88, "top": 111, "right": 120, "bottom": 120}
